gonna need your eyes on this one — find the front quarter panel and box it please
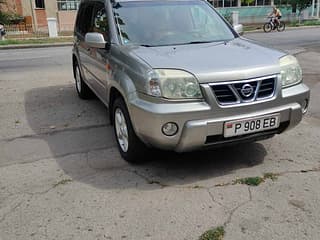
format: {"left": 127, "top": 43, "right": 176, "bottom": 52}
{"left": 108, "top": 45, "right": 152, "bottom": 103}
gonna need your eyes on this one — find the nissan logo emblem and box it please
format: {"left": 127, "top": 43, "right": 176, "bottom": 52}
{"left": 241, "top": 84, "right": 254, "bottom": 97}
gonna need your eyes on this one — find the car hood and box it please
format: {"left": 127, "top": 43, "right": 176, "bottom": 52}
{"left": 130, "top": 38, "right": 286, "bottom": 83}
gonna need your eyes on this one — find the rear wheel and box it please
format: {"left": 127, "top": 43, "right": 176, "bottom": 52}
{"left": 74, "top": 62, "right": 93, "bottom": 99}
{"left": 263, "top": 23, "right": 272, "bottom": 33}
{"left": 113, "top": 97, "right": 148, "bottom": 163}
{"left": 277, "top": 22, "right": 285, "bottom": 32}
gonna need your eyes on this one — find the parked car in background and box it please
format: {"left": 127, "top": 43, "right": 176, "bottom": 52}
{"left": 72, "top": 0, "right": 310, "bottom": 163}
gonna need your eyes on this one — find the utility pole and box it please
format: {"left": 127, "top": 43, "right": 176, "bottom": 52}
{"left": 311, "top": 0, "right": 315, "bottom": 17}
{"left": 29, "top": 0, "right": 37, "bottom": 31}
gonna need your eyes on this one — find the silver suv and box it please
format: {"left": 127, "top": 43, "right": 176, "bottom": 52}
{"left": 72, "top": 0, "right": 310, "bottom": 162}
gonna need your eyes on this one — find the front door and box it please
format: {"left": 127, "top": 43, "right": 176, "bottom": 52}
{"left": 85, "top": 2, "right": 109, "bottom": 104}
{"left": 74, "top": 2, "right": 95, "bottom": 87}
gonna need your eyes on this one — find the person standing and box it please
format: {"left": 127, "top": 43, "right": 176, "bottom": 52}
{"left": 0, "top": 23, "right": 6, "bottom": 40}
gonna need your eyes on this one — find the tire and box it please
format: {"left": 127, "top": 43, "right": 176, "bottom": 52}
{"left": 112, "top": 97, "right": 148, "bottom": 163}
{"left": 74, "top": 62, "right": 94, "bottom": 99}
{"left": 263, "top": 23, "right": 272, "bottom": 33}
{"left": 277, "top": 22, "right": 285, "bottom": 32}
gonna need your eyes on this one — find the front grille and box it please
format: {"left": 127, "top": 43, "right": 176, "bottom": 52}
{"left": 211, "top": 85, "right": 237, "bottom": 103}
{"left": 234, "top": 81, "right": 258, "bottom": 101}
{"left": 210, "top": 76, "right": 276, "bottom": 105}
{"left": 258, "top": 78, "right": 275, "bottom": 98}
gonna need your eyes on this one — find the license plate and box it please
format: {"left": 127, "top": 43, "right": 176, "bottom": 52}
{"left": 224, "top": 114, "right": 280, "bottom": 138}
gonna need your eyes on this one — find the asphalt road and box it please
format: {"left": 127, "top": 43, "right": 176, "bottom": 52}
{"left": 245, "top": 27, "right": 320, "bottom": 51}
{"left": 0, "top": 28, "right": 320, "bottom": 240}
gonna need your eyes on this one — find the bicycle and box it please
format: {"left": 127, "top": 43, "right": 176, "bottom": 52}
{"left": 263, "top": 17, "right": 285, "bottom": 33}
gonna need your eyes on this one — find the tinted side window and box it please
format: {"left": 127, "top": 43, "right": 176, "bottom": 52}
{"left": 92, "top": 3, "right": 109, "bottom": 40}
{"left": 76, "top": 3, "right": 94, "bottom": 36}
{"left": 75, "top": 3, "right": 84, "bottom": 33}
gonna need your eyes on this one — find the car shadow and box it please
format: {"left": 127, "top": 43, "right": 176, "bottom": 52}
{"left": 24, "top": 84, "right": 267, "bottom": 190}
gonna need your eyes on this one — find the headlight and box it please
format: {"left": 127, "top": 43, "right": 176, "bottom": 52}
{"left": 147, "top": 69, "right": 202, "bottom": 99}
{"left": 279, "top": 55, "right": 302, "bottom": 88}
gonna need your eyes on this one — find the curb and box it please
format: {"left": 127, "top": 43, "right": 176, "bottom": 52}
{"left": 244, "top": 25, "right": 320, "bottom": 33}
{"left": 0, "top": 42, "right": 73, "bottom": 50}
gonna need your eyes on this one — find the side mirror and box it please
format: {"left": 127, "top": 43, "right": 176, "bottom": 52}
{"left": 85, "top": 32, "right": 107, "bottom": 49}
{"left": 233, "top": 24, "right": 244, "bottom": 36}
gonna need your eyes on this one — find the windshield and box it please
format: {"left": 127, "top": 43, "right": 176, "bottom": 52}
{"left": 113, "top": 0, "right": 235, "bottom": 46}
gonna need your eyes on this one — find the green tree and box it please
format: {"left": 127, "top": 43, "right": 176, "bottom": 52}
{"left": 0, "top": 0, "right": 23, "bottom": 24}
{"left": 289, "top": 0, "right": 312, "bottom": 14}
{"left": 0, "top": 0, "right": 6, "bottom": 10}
{"left": 289, "top": 0, "right": 312, "bottom": 23}
{"left": 0, "top": 0, "right": 9, "bottom": 24}
{"left": 241, "top": 0, "right": 255, "bottom": 6}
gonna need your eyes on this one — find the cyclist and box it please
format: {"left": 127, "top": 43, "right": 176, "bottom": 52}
{"left": 268, "top": 6, "right": 282, "bottom": 29}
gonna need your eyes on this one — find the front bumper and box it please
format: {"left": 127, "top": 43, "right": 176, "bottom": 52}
{"left": 128, "top": 82, "right": 310, "bottom": 152}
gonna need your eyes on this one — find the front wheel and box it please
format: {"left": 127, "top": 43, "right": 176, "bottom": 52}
{"left": 113, "top": 98, "right": 148, "bottom": 163}
{"left": 263, "top": 23, "right": 272, "bottom": 33}
{"left": 277, "top": 22, "right": 285, "bottom": 32}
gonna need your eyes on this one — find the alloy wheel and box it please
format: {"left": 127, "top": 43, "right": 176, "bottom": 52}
{"left": 75, "top": 66, "right": 82, "bottom": 93}
{"left": 115, "top": 108, "right": 129, "bottom": 152}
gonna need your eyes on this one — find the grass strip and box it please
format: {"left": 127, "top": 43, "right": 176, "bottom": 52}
{"left": 0, "top": 37, "right": 73, "bottom": 45}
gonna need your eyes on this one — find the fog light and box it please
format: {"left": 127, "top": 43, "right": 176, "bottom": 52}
{"left": 162, "top": 122, "right": 178, "bottom": 136}
{"left": 302, "top": 99, "right": 309, "bottom": 114}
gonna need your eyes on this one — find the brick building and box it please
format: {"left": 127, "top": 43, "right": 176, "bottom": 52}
{"left": 1, "top": 0, "right": 79, "bottom": 31}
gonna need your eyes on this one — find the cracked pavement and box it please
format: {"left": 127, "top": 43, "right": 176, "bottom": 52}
{"left": 1, "top": 28, "right": 320, "bottom": 240}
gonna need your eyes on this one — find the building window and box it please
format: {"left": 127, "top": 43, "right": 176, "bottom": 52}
{"left": 256, "top": 0, "right": 271, "bottom": 5}
{"left": 35, "top": 0, "right": 45, "bottom": 9}
{"left": 213, "top": 0, "right": 237, "bottom": 7}
{"left": 224, "top": 0, "right": 237, "bottom": 7}
{"left": 57, "top": 0, "right": 80, "bottom": 11}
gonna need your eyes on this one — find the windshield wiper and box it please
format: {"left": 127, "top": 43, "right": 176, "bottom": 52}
{"left": 140, "top": 44, "right": 154, "bottom": 47}
{"left": 139, "top": 40, "right": 226, "bottom": 47}
{"left": 185, "top": 40, "right": 215, "bottom": 44}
